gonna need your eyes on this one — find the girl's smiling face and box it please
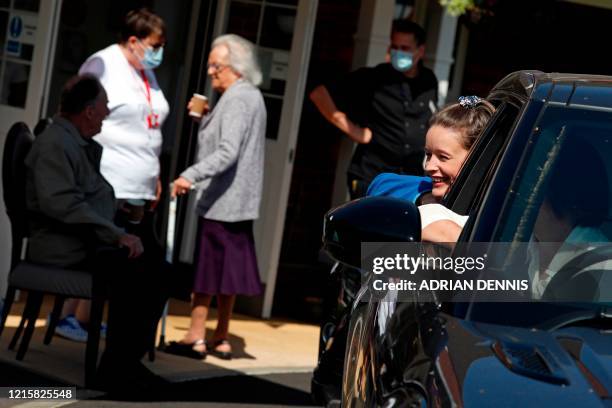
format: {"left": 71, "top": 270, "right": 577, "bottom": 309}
{"left": 424, "top": 125, "right": 469, "bottom": 200}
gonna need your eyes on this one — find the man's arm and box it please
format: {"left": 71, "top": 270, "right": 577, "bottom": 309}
{"left": 30, "top": 142, "right": 145, "bottom": 258}
{"left": 422, "top": 220, "right": 462, "bottom": 245}
{"left": 309, "top": 85, "right": 372, "bottom": 144}
{"left": 29, "top": 140, "right": 123, "bottom": 245}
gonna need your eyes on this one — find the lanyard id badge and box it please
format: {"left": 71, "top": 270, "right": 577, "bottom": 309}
{"left": 140, "top": 70, "right": 160, "bottom": 129}
{"left": 147, "top": 111, "right": 160, "bottom": 129}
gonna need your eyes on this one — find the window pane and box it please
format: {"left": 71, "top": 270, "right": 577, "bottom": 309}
{"left": 6, "top": 42, "right": 33, "bottom": 61}
{"left": 14, "top": 0, "right": 40, "bottom": 12}
{"left": 487, "top": 105, "right": 612, "bottom": 304}
{"left": 258, "top": 48, "right": 287, "bottom": 96}
{"left": 499, "top": 106, "right": 612, "bottom": 243}
{"left": 0, "top": 11, "right": 8, "bottom": 57}
{"left": 260, "top": 6, "right": 295, "bottom": 50}
{"left": 227, "top": 1, "right": 260, "bottom": 44}
{"left": 1, "top": 61, "right": 30, "bottom": 107}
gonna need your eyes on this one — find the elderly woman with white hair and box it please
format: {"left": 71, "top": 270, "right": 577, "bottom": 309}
{"left": 169, "top": 34, "right": 266, "bottom": 360}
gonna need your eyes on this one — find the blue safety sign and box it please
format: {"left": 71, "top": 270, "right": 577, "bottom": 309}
{"left": 6, "top": 40, "right": 21, "bottom": 55}
{"left": 9, "top": 16, "right": 23, "bottom": 39}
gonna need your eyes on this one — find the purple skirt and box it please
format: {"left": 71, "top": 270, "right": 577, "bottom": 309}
{"left": 192, "top": 217, "right": 263, "bottom": 296}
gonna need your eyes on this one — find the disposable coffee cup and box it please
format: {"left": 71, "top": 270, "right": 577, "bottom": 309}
{"left": 189, "top": 93, "right": 208, "bottom": 118}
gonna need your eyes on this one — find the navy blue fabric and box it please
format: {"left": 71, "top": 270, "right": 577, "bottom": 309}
{"left": 366, "top": 173, "right": 433, "bottom": 203}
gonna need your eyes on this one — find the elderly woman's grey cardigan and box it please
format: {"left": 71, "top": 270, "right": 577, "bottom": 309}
{"left": 180, "top": 79, "right": 266, "bottom": 222}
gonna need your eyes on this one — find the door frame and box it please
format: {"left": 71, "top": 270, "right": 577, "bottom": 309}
{"left": 0, "top": 0, "right": 63, "bottom": 297}
{"left": 0, "top": 0, "right": 62, "bottom": 132}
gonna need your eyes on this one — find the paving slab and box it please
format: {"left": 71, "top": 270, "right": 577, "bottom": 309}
{"left": 0, "top": 296, "right": 319, "bottom": 387}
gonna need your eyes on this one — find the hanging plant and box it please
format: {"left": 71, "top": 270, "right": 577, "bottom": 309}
{"left": 439, "top": 0, "right": 475, "bottom": 16}
{"left": 439, "top": 0, "right": 497, "bottom": 24}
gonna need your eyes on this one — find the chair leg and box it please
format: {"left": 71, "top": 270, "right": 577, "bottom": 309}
{"left": 148, "top": 342, "right": 156, "bottom": 362}
{"left": 85, "top": 295, "right": 104, "bottom": 388}
{"left": 16, "top": 292, "right": 43, "bottom": 360}
{"left": 0, "top": 287, "right": 16, "bottom": 338}
{"left": 44, "top": 295, "right": 65, "bottom": 345}
{"left": 9, "top": 293, "right": 32, "bottom": 350}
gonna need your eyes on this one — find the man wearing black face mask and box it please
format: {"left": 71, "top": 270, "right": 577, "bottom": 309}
{"left": 310, "top": 19, "right": 438, "bottom": 199}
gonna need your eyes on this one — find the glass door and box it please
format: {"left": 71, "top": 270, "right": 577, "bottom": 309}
{"left": 0, "top": 0, "right": 61, "bottom": 133}
{"left": 0, "top": 0, "right": 61, "bottom": 297}
{"left": 225, "top": 0, "right": 298, "bottom": 141}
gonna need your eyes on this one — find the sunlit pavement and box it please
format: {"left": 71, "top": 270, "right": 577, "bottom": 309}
{"left": 0, "top": 296, "right": 321, "bottom": 406}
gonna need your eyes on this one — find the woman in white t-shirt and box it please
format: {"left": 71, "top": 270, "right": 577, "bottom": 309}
{"left": 51, "top": 8, "right": 170, "bottom": 343}
{"left": 79, "top": 8, "right": 169, "bottom": 203}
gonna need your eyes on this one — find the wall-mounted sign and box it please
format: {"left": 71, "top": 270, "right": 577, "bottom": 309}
{"left": 270, "top": 50, "right": 289, "bottom": 81}
{"left": 5, "top": 13, "right": 37, "bottom": 58}
{"left": 8, "top": 13, "right": 36, "bottom": 44}
{"left": 6, "top": 40, "right": 21, "bottom": 55}
{"left": 9, "top": 15, "right": 23, "bottom": 38}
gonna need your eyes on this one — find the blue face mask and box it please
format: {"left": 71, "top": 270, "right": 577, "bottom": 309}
{"left": 139, "top": 41, "right": 164, "bottom": 70}
{"left": 390, "top": 49, "right": 413, "bottom": 72}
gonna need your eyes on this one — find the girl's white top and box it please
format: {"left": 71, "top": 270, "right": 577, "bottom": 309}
{"left": 419, "top": 203, "right": 469, "bottom": 229}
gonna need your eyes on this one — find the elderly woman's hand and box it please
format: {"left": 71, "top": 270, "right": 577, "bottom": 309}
{"left": 171, "top": 177, "right": 193, "bottom": 198}
{"left": 187, "top": 96, "right": 210, "bottom": 122}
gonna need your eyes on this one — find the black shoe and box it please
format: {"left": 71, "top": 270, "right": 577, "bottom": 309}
{"left": 208, "top": 339, "right": 233, "bottom": 360}
{"left": 165, "top": 339, "right": 207, "bottom": 360}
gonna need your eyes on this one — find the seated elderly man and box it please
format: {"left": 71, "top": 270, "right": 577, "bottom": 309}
{"left": 25, "top": 74, "right": 167, "bottom": 391}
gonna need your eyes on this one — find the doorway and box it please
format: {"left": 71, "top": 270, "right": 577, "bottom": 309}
{"left": 0, "top": 0, "right": 61, "bottom": 296}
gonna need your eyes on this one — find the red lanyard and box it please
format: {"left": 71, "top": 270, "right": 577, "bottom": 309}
{"left": 140, "top": 70, "right": 159, "bottom": 129}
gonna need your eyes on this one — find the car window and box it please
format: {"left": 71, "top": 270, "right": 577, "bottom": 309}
{"left": 496, "top": 105, "right": 612, "bottom": 242}
{"left": 444, "top": 102, "right": 521, "bottom": 243}
{"left": 467, "top": 102, "right": 612, "bottom": 327}
{"left": 445, "top": 102, "right": 519, "bottom": 215}
{"left": 496, "top": 104, "right": 612, "bottom": 302}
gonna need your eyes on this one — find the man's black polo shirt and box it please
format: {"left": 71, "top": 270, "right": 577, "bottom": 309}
{"left": 327, "top": 62, "right": 438, "bottom": 186}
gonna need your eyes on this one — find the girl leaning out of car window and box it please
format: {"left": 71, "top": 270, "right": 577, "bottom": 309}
{"left": 367, "top": 96, "right": 496, "bottom": 243}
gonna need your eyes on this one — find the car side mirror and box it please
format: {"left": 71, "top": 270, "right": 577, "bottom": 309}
{"left": 323, "top": 197, "right": 422, "bottom": 268}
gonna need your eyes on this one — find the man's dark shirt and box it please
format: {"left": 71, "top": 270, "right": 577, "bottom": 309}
{"left": 327, "top": 62, "right": 438, "bottom": 185}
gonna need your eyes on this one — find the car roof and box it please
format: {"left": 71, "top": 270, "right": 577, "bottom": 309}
{"left": 489, "top": 71, "right": 612, "bottom": 110}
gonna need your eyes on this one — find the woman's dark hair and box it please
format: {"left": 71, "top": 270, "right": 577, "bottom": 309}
{"left": 60, "top": 74, "right": 103, "bottom": 115}
{"left": 429, "top": 99, "right": 496, "bottom": 150}
{"left": 119, "top": 8, "right": 166, "bottom": 43}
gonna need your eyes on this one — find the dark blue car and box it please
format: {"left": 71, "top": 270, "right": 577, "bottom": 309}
{"left": 314, "top": 71, "right": 612, "bottom": 407}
